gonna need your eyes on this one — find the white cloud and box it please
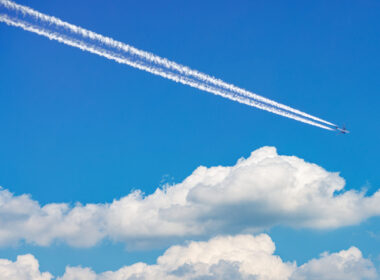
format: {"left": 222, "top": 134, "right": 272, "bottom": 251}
{"left": 57, "top": 234, "right": 294, "bottom": 280}
{"left": 1, "top": 234, "right": 377, "bottom": 280}
{"left": 0, "top": 189, "right": 106, "bottom": 247}
{"left": 0, "top": 254, "right": 52, "bottom": 280}
{"left": 291, "top": 247, "right": 378, "bottom": 280}
{"left": 1, "top": 146, "right": 380, "bottom": 247}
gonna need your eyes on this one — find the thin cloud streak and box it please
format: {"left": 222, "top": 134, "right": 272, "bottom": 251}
{"left": 0, "top": 0, "right": 335, "bottom": 130}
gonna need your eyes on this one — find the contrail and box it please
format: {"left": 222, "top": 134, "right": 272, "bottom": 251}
{"left": 0, "top": 16, "right": 333, "bottom": 131}
{"left": 0, "top": 0, "right": 335, "bottom": 130}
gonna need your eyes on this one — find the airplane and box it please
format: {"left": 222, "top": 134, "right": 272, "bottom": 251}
{"left": 335, "top": 125, "right": 349, "bottom": 134}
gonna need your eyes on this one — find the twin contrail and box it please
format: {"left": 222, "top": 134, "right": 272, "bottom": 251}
{"left": 0, "top": 0, "right": 337, "bottom": 130}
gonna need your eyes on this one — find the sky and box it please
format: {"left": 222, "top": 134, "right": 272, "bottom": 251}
{"left": 0, "top": 0, "right": 380, "bottom": 279}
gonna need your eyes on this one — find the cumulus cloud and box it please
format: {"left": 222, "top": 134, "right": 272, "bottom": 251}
{"left": 1, "top": 146, "right": 380, "bottom": 247}
{"left": 0, "top": 254, "right": 52, "bottom": 280}
{"left": 1, "top": 234, "right": 377, "bottom": 280}
{"left": 291, "top": 246, "right": 378, "bottom": 280}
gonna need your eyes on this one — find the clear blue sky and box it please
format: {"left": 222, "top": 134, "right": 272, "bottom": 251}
{"left": 1, "top": 0, "right": 379, "bottom": 276}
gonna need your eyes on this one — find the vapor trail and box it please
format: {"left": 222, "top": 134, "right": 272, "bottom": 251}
{"left": 0, "top": 0, "right": 335, "bottom": 130}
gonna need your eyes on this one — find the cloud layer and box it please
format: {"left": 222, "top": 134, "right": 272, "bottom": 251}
{"left": 0, "top": 234, "right": 377, "bottom": 280}
{"left": 1, "top": 146, "right": 379, "bottom": 247}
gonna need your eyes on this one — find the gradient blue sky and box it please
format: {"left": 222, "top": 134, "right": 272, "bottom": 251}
{"left": 1, "top": 0, "right": 379, "bottom": 276}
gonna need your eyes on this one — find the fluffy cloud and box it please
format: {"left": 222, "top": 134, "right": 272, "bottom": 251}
{"left": 1, "top": 234, "right": 377, "bottom": 280}
{"left": 0, "top": 254, "right": 52, "bottom": 280}
{"left": 1, "top": 146, "right": 379, "bottom": 247}
{"left": 57, "top": 234, "right": 294, "bottom": 280}
{"left": 291, "top": 246, "right": 378, "bottom": 280}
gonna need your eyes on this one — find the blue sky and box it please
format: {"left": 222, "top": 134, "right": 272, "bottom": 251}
{"left": 0, "top": 0, "right": 380, "bottom": 278}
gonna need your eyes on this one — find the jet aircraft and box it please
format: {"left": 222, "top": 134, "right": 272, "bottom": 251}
{"left": 336, "top": 125, "right": 349, "bottom": 134}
